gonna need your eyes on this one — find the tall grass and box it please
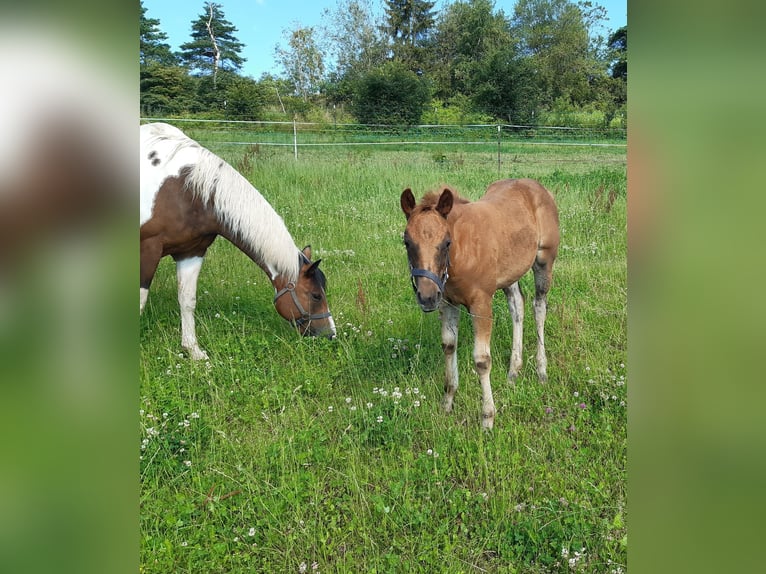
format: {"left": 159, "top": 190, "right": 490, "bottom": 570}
{"left": 140, "top": 143, "right": 626, "bottom": 573}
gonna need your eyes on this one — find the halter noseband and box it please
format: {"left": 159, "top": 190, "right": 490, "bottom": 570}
{"left": 409, "top": 250, "right": 450, "bottom": 294}
{"left": 273, "top": 282, "right": 331, "bottom": 328}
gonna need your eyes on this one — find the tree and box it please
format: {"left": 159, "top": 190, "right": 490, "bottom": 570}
{"left": 140, "top": 1, "right": 176, "bottom": 66}
{"left": 608, "top": 25, "right": 627, "bottom": 80}
{"left": 224, "top": 76, "right": 267, "bottom": 120}
{"left": 321, "top": 0, "right": 387, "bottom": 82}
{"left": 275, "top": 25, "right": 326, "bottom": 101}
{"left": 140, "top": 63, "right": 197, "bottom": 115}
{"left": 179, "top": 2, "right": 245, "bottom": 89}
{"left": 381, "top": 0, "right": 437, "bottom": 72}
{"left": 511, "top": 0, "right": 598, "bottom": 107}
{"left": 351, "top": 61, "right": 430, "bottom": 125}
{"left": 431, "top": 0, "right": 513, "bottom": 99}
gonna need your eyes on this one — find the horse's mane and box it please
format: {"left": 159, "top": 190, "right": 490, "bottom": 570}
{"left": 418, "top": 185, "right": 471, "bottom": 209}
{"left": 148, "top": 124, "right": 301, "bottom": 281}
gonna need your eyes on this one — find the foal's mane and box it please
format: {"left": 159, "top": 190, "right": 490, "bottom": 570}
{"left": 150, "top": 124, "right": 301, "bottom": 281}
{"left": 417, "top": 186, "right": 471, "bottom": 211}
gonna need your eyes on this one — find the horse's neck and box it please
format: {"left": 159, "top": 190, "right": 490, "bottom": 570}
{"left": 219, "top": 227, "right": 298, "bottom": 285}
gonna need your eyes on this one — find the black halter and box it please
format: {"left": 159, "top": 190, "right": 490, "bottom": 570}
{"left": 409, "top": 250, "right": 450, "bottom": 294}
{"left": 273, "top": 282, "right": 332, "bottom": 328}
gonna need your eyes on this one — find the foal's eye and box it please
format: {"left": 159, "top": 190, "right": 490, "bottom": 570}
{"left": 311, "top": 292, "right": 323, "bottom": 302}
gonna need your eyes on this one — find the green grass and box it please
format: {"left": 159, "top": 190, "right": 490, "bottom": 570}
{"left": 140, "top": 143, "right": 626, "bottom": 573}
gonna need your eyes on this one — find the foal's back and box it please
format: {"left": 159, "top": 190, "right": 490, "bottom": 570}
{"left": 451, "top": 178, "right": 558, "bottom": 289}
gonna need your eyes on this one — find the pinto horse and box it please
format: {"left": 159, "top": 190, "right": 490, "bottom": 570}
{"left": 140, "top": 122, "right": 336, "bottom": 360}
{"left": 400, "top": 179, "right": 559, "bottom": 429}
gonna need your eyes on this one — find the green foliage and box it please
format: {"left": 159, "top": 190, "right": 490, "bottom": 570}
{"left": 141, "top": 135, "right": 626, "bottom": 572}
{"left": 381, "top": 0, "right": 437, "bottom": 72}
{"left": 140, "top": 63, "right": 197, "bottom": 115}
{"left": 139, "top": 0, "right": 626, "bottom": 127}
{"left": 351, "top": 61, "right": 431, "bottom": 125}
{"left": 140, "top": 1, "right": 176, "bottom": 66}
{"left": 275, "top": 25, "right": 325, "bottom": 101}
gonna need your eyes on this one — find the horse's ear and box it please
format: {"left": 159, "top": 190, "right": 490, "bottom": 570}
{"left": 307, "top": 259, "right": 322, "bottom": 274}
{"left": 302, "top": 245, "right": 312, "bottom": 260}
{"left": 400, "top": 188, "right": 416, "bottom": 218}
{"left": 436, "top": 188, "right": 454, "bottom": 218}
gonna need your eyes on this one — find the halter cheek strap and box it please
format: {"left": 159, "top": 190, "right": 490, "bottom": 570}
{"left": 274, "top": 282, "right": 331, "bottom": 328}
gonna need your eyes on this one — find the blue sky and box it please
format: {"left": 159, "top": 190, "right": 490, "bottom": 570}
{"left": 142, "top": 0, "right": 627, "bottom": 80}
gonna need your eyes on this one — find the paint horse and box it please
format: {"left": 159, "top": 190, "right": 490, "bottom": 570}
{"left": 400, "top": 179, "right": 559, "bottom": 429}
{"left": 140, "top": 122, "right": 336, "bottom": 360}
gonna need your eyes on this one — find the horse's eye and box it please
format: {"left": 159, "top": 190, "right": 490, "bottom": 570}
{"left": 311, "top": 292, "right": 322, "bottom": 302}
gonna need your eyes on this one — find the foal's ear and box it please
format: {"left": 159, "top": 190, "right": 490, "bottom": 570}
{"left": 301, "top": 245, "right": 312, "bottom": 260}
{"left": 400, "top": 188, "right": 416, "bottom": 218}
{"left": 436, "top": 188, "right": 454, "bottom": 218}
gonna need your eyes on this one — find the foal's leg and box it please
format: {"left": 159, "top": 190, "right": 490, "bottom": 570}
{"left": 503, "top": 282, "right": 524, "bottom": 382}
{"left": 439, "top": 302, "right": 460, "bottom": 413}
{"left": 470, "top": 298, "right": 496, "bottom": 429}
{"left": 176, "top": 256, "right": 209, "bottom": 361}
{"left": 532, "top": 255, "right": 555, "bottom": 382}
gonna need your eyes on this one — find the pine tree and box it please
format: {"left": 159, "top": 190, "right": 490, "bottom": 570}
{"left": 179, "top": 2, "right": 245, "bottom": 88}
{"left": 140, "top": 1, "right": 176, "bottom": 66}
{"left": 380, "top": 0, "right": 436, "bottom": 72}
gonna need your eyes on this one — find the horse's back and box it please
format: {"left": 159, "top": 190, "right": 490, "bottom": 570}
{"left": 140, "top": 123, "right": 202, "bottom": 226}
{"left": 482, "top": 178, "right": 559, "bottom": 247}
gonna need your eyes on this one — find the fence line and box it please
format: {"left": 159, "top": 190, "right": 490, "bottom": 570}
{"left": 140, "top": 117, "right": 626, "bottom": 165}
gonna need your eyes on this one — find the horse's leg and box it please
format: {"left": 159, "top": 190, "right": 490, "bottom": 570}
{"left": 176, "top": 255, "right": 209, "bottom": 361}
{"left": 503, "top": 282, "right": 524, "bottom": 382}
{"left": 439, "top": 302, "right": 460, "bottom": 413}
{"left": 532, "top": 253, "right": 555, "bottom": 382}
{"left": 140, "top": 239, "right": 163, "bottom": 314}
{"left": 470, "top": 298, "right": 495, "bottom": 429}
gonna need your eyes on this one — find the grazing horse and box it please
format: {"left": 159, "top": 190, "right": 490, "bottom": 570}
{"left": 400, "top": 179, "right": 559, "bottom": 429}
{"left": 140, "top": 122, "right": 336, "bottom": 359}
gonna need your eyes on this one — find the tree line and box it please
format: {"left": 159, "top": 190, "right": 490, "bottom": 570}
{"left": 140, "top": 0, "right": 626, "bottom": 127}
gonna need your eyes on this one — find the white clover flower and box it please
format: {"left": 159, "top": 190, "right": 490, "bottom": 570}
{"left": 183, "top": 460, "right": 191, "bottom": 467}
{"left": 248, "top": 527, "right": 256, "bottom": 536}
{"left": 376, "top": 415, "right": 383, "bottom": 423}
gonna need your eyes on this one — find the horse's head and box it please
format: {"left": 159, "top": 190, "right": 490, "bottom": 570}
{"left": 400, "top": 187, "right": 453, "bottom": 312}
{"left": 273, "top": 246, "right": 336, "bottom": 339}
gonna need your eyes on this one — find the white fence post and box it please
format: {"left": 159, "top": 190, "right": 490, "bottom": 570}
{"left": 293, "top": 116, "right": 298, "bottom": 160}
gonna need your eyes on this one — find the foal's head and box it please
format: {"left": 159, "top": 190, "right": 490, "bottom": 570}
{"left": 273, "top": 246, "right": 336, "bottom": 339}
{"left": 400, "top": 187, "right": 455, "bottom": 312}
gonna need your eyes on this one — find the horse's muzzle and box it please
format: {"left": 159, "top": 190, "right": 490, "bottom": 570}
{"left": 417, "top": 291, "right": 442, "bottom": 312}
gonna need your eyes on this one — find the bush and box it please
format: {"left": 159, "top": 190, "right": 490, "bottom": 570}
{"left": 351, "top": 61, "right": 431, "bottom": 125}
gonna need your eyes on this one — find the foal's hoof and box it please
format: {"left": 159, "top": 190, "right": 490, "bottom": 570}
{"left": 188, "top": 347, "right": 209, "bottom": 361}
{"left": 481, "top": 413, "right": 495, "bottom": 431}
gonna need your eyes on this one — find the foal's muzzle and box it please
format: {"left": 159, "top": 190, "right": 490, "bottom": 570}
{"left": 409, "top": 266, "right": 448, "bottom": 312}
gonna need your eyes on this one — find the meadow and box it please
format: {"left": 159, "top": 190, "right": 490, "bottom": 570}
{"left": 140, "top": 139, "right": 626, "bottom": 573}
